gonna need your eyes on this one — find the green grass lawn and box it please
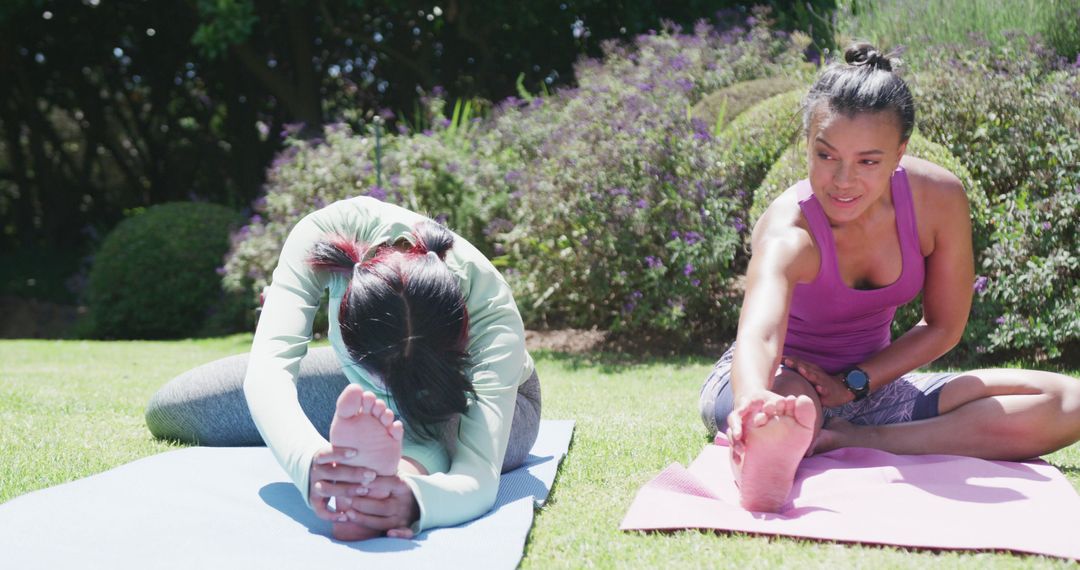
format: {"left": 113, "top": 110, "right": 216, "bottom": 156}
{"left": 1, "top": 336, "right": 1077, "bottom": 568}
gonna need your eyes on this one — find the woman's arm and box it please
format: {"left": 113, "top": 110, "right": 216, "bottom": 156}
{"left": 732, "top": 204, "right": 819, "bottom": 401}
{"left": 726, "top": 202, "right": 819, "bottom": 445}
{"left": 243, "top": 202, "right": 379, "bottom": 507}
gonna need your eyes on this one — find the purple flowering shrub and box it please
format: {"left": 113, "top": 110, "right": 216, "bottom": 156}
{"left": 975, "top": 185, "right": 1079, "bottom": 358}
{"left": 912, "top": 39, "right": 1080, "bottom": 358}
{"left": 221, "top": 102, "right": 512, "bottom": 301}
{"left": 489, "top": 20, "right": 809, "bottom": 338}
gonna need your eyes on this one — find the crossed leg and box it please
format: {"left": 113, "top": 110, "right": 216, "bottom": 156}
{"left": 815, "top": 368, "right": 1080, "bottom": 460}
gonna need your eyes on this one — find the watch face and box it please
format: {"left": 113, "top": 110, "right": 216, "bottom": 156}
{"left": 846, "top": 369, "right": 869, "bottom": 390}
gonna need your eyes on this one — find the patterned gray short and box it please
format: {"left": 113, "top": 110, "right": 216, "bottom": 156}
{"left": 699, "top": 344, "right": 956, "bottom": 437}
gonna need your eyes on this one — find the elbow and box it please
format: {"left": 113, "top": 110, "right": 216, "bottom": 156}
{"left": 467, "top": 470, "right": 501, "bottom": 519}
{"left": 947, "top": 325, "right": 965, "bottom": 348}
{"left": 474, "top": 484, "right": 499, "bottom": 517}
{"left": 931, "top": 321, "right": 965, "bottom": 353}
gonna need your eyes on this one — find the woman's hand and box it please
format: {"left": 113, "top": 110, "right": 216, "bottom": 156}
{"left": 782, "top": 355, "right": 853, "bottom": 408}
{"left": 308, "top": 447, "right": 419, "bottom": 538}
{"left": 341, "top": 475, "right": 420, "bottom": 539}
{"left": 308, "top": 446, "right": 377, "bottom": 523}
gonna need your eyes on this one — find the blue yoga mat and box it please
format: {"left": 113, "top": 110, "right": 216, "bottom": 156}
{"left": 0, "top": 420, "right": 574, "bottom": 569}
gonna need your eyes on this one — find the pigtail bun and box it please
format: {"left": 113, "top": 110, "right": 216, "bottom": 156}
{"left": 308, "top": 237, "right": 367, "bottom": 274}
{"left": 845, "top": 42, "right": 895, "bottom": 72}
{"left": 409, "top": 221, "right": 455, "bottom": 260}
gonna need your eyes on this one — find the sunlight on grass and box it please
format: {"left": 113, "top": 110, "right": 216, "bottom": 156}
{"left": 1, "top": 338, "right": 1077, "bottom": 568}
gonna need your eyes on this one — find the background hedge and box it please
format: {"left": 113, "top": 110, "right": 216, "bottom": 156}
{"left": 85, "top": 202, "right": 244, "bottom": 339}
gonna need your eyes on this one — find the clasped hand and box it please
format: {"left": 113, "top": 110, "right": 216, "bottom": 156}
{"left": 308, "top": 446, "right": 418, "bottom": 539}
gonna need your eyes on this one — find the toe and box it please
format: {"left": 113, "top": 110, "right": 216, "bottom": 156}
{"left": 360, "top": 391, "right": 377, "bottom": 415}
{"left": 792, "top": 395, "right": 817, "bottom": 429}
{"left": 389, "top": 420, "right": 405, "bottom": 441}
{"left": 336, "top": 385, "right": 365, "bottom": 418}
{"left": 370, "top": 397, "right": 387, "bottom": 419}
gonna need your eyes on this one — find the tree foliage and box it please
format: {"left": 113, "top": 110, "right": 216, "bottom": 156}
{"left": 0, "top": 0, "right": 837, "bottom": 258}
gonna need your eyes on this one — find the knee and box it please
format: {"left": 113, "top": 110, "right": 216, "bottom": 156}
{"left": 144, "top": 388, "right": 188, "bottom": 442}
{"left": 1021, "top": 372, "right": 1080, "bottom": 447}
{"left": 1056, "top": 375, "right": 1080, "bottom": 429}
{"left": 772, "top": 370, "right": 821, "bottom": 408}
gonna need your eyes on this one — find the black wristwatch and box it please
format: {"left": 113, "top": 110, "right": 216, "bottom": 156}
{"left": 842, "top": 367, "right": 871, "bottom": 402}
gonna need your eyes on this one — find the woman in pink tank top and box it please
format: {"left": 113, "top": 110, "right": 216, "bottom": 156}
{"left": 699, "top": 42, "right": 1080, "bottom": 513}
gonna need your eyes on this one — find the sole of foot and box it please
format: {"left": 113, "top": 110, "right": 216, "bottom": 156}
{"left": 328, "top": 385, "right": 405, "bottom": 476}
{"left": 733, "top": 394, "right": 816, "bottom": 512}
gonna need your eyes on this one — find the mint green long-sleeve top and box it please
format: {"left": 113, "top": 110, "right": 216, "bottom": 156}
{"left": 242, "top": 196, "right": 534, "bottom": 532}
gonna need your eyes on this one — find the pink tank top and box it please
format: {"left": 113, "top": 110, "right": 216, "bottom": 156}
{"left": 784, "top": 166, "right": 924, "bottom": 374}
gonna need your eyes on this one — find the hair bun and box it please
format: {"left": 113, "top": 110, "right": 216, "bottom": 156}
{"left": 844, "top": 42, "right": 893, "bottom": 72}
{"left": 411, "top": 221, "right": 455, "bottom": 260}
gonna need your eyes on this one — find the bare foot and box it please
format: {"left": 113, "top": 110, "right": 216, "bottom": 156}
{"left": 328, "top": 385, "right": 405, "bottom": 541}
{"left": 328, "top": 385, "right": 404, "bottom": 475}
{"left": 731, "top": 394, "right": 817, "bottom": 512}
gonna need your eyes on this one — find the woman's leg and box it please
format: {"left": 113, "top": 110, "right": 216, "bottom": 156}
{"left": 436, "top": 369, "right": 542, "bottom": 473}
{"left": 501, "top": 370, "right": 542, "bottom": 472}
{"left": 145, "top": 346, "right": 347, "bottom": 445}
{"left": 699, "top": 344, "right": 823, "bottom": 439}
{"left": 818, "top": 368, "right": 1080, "bottom": 460}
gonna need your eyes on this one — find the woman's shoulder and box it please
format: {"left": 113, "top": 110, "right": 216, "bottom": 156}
{"left": 751, "top": 184, "right": 819, "bottom": 280}
{"left": 754, "top": 183, "right": 812, "bottom": 242}
{"left": 899, "top": 155, "right": 971, "bottom": 254}
{"left": 900, "top": 155, "right": 966, "bottom": 202}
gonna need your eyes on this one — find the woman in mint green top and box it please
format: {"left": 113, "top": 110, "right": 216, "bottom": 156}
{"left": 146, "top": 196, "right": 541, "bottom": 538}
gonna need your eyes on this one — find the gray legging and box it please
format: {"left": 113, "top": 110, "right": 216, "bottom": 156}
{"left": 145, "top": 346, "right": 542, "bottom": 473}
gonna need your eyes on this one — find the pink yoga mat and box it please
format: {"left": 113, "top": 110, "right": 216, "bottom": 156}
{"left": 621, "top": 436, "right": 1080, "bottom": 560}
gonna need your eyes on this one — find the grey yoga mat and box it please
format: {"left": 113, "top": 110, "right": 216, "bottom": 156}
{"left": 0, "top": 420, "right": 574, "bottom": 569}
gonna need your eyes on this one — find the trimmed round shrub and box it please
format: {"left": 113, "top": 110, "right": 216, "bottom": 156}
{"left": 86, "top": 202, "right": 244, "bottom": 339}
{"left": 716, "top": 87, "right": 807, "bottom": 240}
{"left": 691, "top": 77, "right": 806, "bottom": 133}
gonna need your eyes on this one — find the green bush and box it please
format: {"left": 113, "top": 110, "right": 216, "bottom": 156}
{"left": 716, "top": 87, "right": 807, "bottom": 247}
{"left": 976, "top": 183, "right": 1079, "bottom": 359}
{"left": 911, "top": 41, "right": 1080, "bottom": 358}
{"left": 690, "top": 77, "right": 806, "bottom": 133}
{"left": 85, "top": 202, "right": 245, "bottom": 339}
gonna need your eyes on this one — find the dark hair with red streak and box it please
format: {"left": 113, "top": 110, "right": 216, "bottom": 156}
{"left": 308, "top": 221, "right": 473, "bottom": 440}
